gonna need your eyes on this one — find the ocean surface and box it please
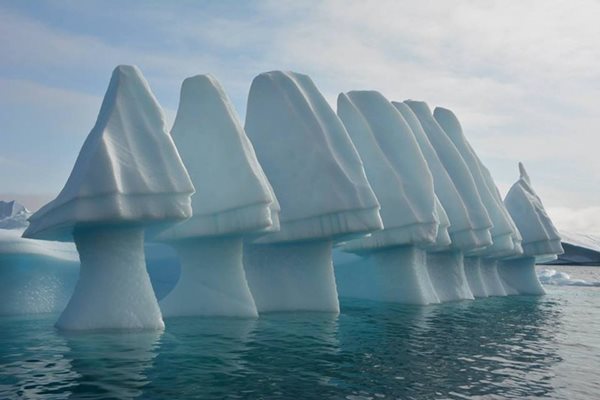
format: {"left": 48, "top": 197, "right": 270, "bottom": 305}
{"left": 1, "top": 266, "right": 598, "bottom": 400}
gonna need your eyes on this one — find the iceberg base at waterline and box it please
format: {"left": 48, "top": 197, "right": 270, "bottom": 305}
{"left": 426, "top": 251, "right": 474, "bottom": 302}
{"left": 479, "top": 258, "right": 509, "bottom": 296}
{"left": 463, "top": 257, "right": 489, "bottom": 298}
{"left": 243, "top": 240, "right": 340, "bottom": 313}
{"left": 56, "top": 226, "right": 164, "bottom": 330}
{"left": 159, "top": 237, "right": 258, "bottom": 318}
{"left": 499, "top": 257, "right": 546, "bottom": 295}
{"left": 335, "top": 245, "right": 440, "bottom": 305}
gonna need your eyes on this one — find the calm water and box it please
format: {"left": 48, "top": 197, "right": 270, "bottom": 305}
{"left": 1, "top": 267, "right": 599, "bottom": 399}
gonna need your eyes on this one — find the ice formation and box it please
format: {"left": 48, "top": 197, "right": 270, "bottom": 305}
{"left": 403, "top": 100, "right": 498, "bottom": 301}
{"left": 334, "top": 91, "right": 440, "bottom": 304}
{"left": 433, "top": 107, "right": 523, "bottom": 297}
{"left": 0, "top": 228, "right": 79, "bottom": 315}
{"left": 0, "top": 201, "right": 30, "bottom": 229}
{"left": 156, "top": 74, "right": 278, "bottom": 318}
{"left": 23, "top": 65, "right": 194, "bottom": 330}
{"left": 499, "top": 163, "right": 563, "bottom": 295}
{"left": 243, "top": 71, "right": 382, "bottom": 312}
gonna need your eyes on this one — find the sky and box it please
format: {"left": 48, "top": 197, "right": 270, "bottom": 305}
{"left": 1, "top": 0, "right": 599, "bottom": 233}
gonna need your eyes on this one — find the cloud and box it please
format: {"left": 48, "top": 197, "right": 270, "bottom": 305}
{"left": 547, "top": 206, "right": 600, "bottom": 235}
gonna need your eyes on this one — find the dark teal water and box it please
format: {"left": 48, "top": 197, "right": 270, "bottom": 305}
{"left": 1, "top": 276, "right": 599, "bottom": 399}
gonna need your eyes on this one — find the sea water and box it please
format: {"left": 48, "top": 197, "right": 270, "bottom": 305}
{"left": 1, "top": 266, "right": 598, "bottom": 399}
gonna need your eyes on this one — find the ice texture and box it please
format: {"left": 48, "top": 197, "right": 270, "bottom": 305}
{"left": 22, "top": 65, "right": 194, "bottom": 330}
{"left": 404, "top": 101, "right": 492, "bottom": 251}
{"left": 332, "top": 91, "right": 440, "bottom": 304}
{"left": 244, "top": 241, "right": 340, "bottom": 312}
{"left": 157, "top": 74, "right": 278, "bottom": 240}
{"left": 504, "top": 163, "right": 563, "bottom": 258}
{"left": 337, "top": 91, "right": 438, "bottom": 251}
{"left": 0, "top": 201, "right": 30, "bottom": 230}
{"left": 0, "top": 229, "right": 78, "bottom": 315}
{"left": 23, "top": 65, "right": 194, "bottom": 242}
{"left": 244, "top": 71, "right": 382, "bottom": 243}
{"left": 156, "top": 75, "right": 278, "bottom": 317}
{"left": 426, "top": 251, "right": 474, "bottom": 302}
{"left": 393, "top": 103, "right": 483, "bottom": 251}
{"left": 334, "top": 246, "right": 440, "bottom": 305}
{"left": 434, "top": 107, "right": 518, "bottom": 257}
{"left": 244, "top": 71, "right": 382, "bottom": 312}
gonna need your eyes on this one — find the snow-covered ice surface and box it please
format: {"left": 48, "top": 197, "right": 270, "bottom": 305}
{"left": 244, "top": 71, "right": 381, "bottom": 243}
{"left": 337, "top": 91, "right": 438, "bottom": 251}
{"left": 243, "top": 71, "right": 382, "bottom": 312}
{"left": 500, "top": 163, "right": 564, "bottom": 296}
{"left": 504, "top": 163, "right": 563, "bottom": 259}
{"left": 156, "top": 75, "right": 277, "bottom": 318}
{"left": 22, "top": 65, "right": 194, "bottom": 330}
{"left": 333, "top": 91, "right": 439, "bottom": 304}
{"left": 405, "top": 100, "right": 492, "bottom": 251}
{"left": 0, "top": 201, "right": 30, "bottom": 230}
{"left": 434, "top": 107, "right": 518, "bottom": 258}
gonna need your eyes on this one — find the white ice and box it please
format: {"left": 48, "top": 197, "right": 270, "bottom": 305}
{"left": 433, "top": 107, "right": 523, "bottom": 297}
{"left": 23, "top": 65, "right": 194, "bottom": 330}
{"left": 243, "top": 71, "right": 382, "bottom": 312}
{"left": 405, "top": 100, "right": 493, "bottom": 251}
{"left": 156, "top": 75, "right": 278, "bottom": 318}
{"left": 504, "top": 163, "right": 563, "bottom": 258}
{"left": 499, "top": 163, "right": 564, "bottom": 295}
{"left": 538, "top": 268, "right": 600, "bottom": 287}
{"left": 0, "top": 201, "right": 30, "bottom": 230}
{"left": 244, "top": 71, "right": 382, "bottom": 244}
{"left": 334, "top": 91, "right": 440, "bottom": 304}
{"left": 393, "top": 102, "right": 478, "bottom": 251}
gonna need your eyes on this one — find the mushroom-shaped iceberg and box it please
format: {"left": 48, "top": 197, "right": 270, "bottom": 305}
{"left": 401, "top": 101, "right": 494, "bottom": 301}
{"left": 243, "top": 71, "right": 382, "bottom": 312}
{"left": 334, "top": 91, "right": 442, "bottom": 304}
{"left": 156, "top": 75, "right": 279, "bottom": 317}
{"left": 433, "top": 107, "right": 522, "bottom": 297}
{"left": 23, "top": 65, "right": 194, "bottom": 330}
{"left": 499, "top": 163, "right": 563, "bottom": 295}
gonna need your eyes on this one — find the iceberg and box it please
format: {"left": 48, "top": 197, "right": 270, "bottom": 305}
{"left": 0, "top": 228, "right": 79, "bottom": 315}
{"left": 334, "top": 91, "right": 440, "bottom": 304}
{"left": 0, "top": 200, "right": 30, "bottom": 230}
{"left": 156, "top": 74, "right": 278, "bottom": 318}
{"left": 433, "top": 107, "right": 522, "bottom": 297}
{"left": 243, "top": 71, "right": 382, "bottom": 312}
{"left": 499, "top": 163, "right": 564, "bottom": 295}
{"left": 23, "top": 65, "right": 195, "bottom": 330}
{"left": 403, "top": 101, "right": 497, "bottom": 301}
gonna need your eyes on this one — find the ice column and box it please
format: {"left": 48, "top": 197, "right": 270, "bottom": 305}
{"left": 434, "top": 107, "right": 522, "bottom": 297}
{"left": 23, "top": 65, "right": 194, "bottom": 330}
{"left": 335, "top": 91, "right": 441, "bottom": 304}
{"left": 243, "top": 71, "right": 382, "bottom": 313}
{"left": 499, "top": 163, "right": 563, "bottom": 295}
{"left": 156, "top": 75, "right": 279, "bottom": 318}
{"left": 403, "top": 101, "right": 495, "bottom": 301}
